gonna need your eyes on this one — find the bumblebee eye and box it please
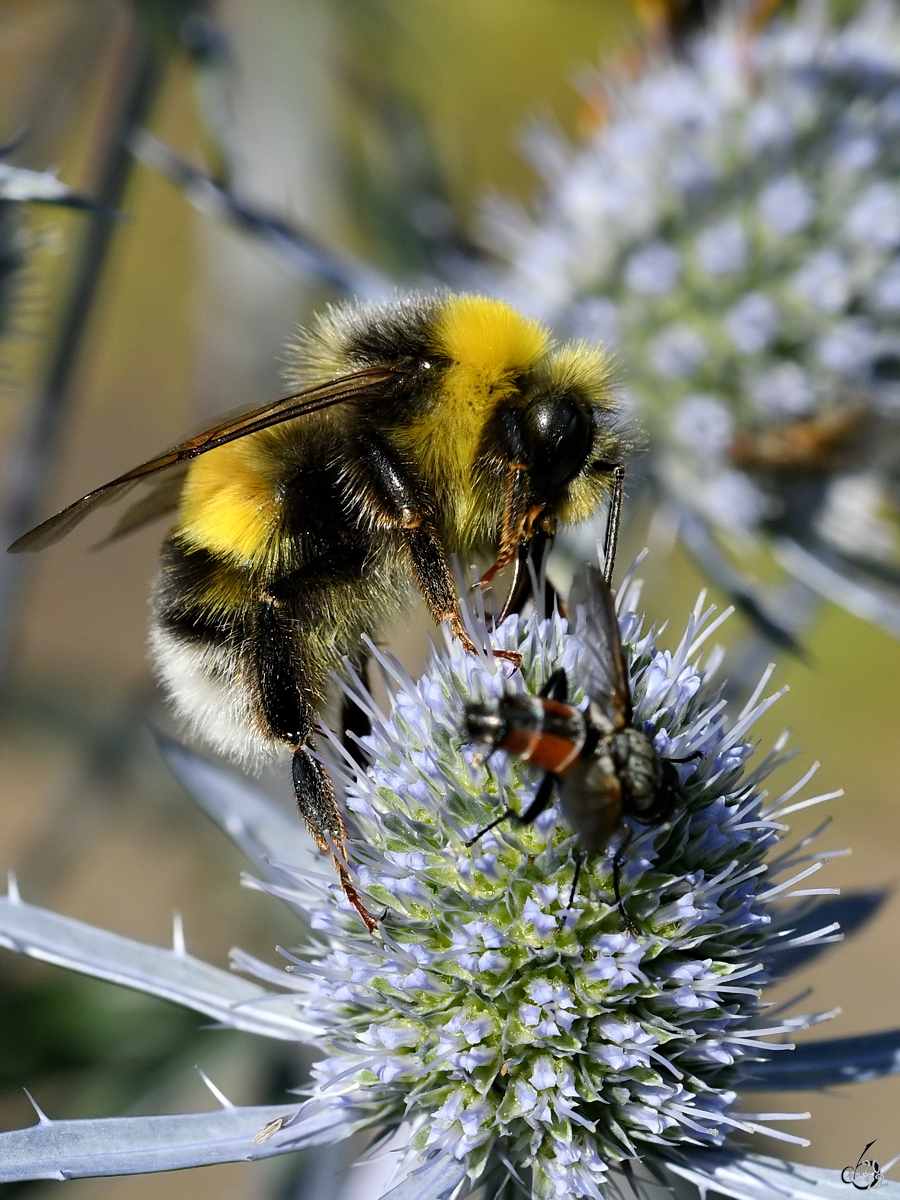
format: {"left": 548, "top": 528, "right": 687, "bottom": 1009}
{"left": 527, "top": 397, "right": 593, "bottom": 498}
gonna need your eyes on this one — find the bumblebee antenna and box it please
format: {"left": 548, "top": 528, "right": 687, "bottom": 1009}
{"left": 602, "top": 465, "right": 626, "bottom": 585}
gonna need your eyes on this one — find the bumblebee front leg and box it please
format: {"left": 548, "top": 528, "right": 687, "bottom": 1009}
{"left": 491, "top": 530, "right": 565, "bottom": 626}
{"left": 256, "top": 596, "right": 379, "bottom": 932}
{"left": 474, "top": 407, "right": 538, "bottom": 600}
{"left": 356, "top": 437, "right": 519, "bottom": 663}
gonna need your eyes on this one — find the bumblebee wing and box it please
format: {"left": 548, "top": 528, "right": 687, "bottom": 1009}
{"left": 9, "top": 366, "right": 397, "bottom": 553}
{"left": 569, "top": 562, "right": 632, "bottom": 728}
{"left": 92, "top": 466, "right": 189, "bottom": 547}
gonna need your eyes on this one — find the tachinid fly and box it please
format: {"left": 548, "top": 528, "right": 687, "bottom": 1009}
{"left": 465, "top": 565, "right": 697, "bottom": 930}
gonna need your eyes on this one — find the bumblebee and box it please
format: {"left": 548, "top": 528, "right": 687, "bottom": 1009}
{"left": 465, "top": 565, "right": 693, "bottom": 930}
{"left": 10, "top": 293, "right": 628, "bottom": 929}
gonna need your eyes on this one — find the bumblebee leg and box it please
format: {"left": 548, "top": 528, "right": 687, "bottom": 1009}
{"left": 353, "top": 436, "right": 520, "bottom": 664}
{"left": 490, "top": 541, "right": 526, "bottom": 628}
{"left": 257, "top": 596, "right": 378, "bottom": 932}
{"left": 291, "top": 751, "right": 379, "bottom": 932}
{"left": 464, "top": 771, "right": 557, "bottom": 847}
{"left": 473, "top": 461, "right": 530, "bottom": 591}
{"left": 407, "top": 526, "right": 521, "bottom": 662}
{"left": 479, "top": 408, "right": 561, "bottom": 624}
{"left": 492, "top": 529, "right": 564, "bottom": 625}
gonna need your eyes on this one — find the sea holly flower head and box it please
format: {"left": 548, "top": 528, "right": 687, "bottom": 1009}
{"left": 2, "top": 557, "right": 898, "bottom": 1195}
{"left": 230, "top": 562, "right": 840, "bottom": 1199}
{"left": 486, "top": 1, "right": 900, "bottom": 616}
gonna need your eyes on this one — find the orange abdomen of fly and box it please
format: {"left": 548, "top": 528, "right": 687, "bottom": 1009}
{"left": 498, "top": 697, "right": 587, "bottom": 774}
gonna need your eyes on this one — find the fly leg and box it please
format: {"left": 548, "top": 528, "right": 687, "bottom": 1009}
{"left": 542, "top": 669, "right": 582, "bottom": 918}
{"left": 540, "top": 668, "right": 569, "bottom": 702}
{"left": 563, "top": 848, "right": 589, "bottom": 917}
{"left": 464, "top": 770, "right": 557, "bottom": 847}
{"left": 612, "top": 827, "right": 637, "bottom": 935}
{"left": 257, "top": 595, "right": 378, "bottom": 932}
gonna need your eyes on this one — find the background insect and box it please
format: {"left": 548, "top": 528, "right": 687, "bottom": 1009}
{"left": 465, "top": 564, "right": 696, "bottom": 930}
{"left": 9, "top": 292, "right": 628, "bottom": 930}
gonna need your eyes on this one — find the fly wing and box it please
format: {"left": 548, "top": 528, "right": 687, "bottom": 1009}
{"left": 8, "top": 366, "right": 398, "bottom": 553}
{"left": 557, "top": 755, "right": 623, "bottom": 852}
{"left": 568, "top": 562, "right": 632, "bottom": 728}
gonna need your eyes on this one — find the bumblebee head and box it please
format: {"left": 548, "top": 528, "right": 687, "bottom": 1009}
{"left": 527, "top": 342, "right": 628, "bottom": 528}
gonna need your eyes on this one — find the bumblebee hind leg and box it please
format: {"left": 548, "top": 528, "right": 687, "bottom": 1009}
{"left": 291, "top": 751, "right": 379, "bottom": 932}
{"left": 257, "top": 595, "right": 378, "bottom": 932}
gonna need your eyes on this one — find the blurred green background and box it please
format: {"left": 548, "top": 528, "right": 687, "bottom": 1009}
{"left": 1, "top": 1, "right": 899, "bottom": 1196}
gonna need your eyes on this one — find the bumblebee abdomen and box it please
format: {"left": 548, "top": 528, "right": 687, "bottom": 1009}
{"left": 176, "top": 436, "right": 285, "bottom": 571}
{"left": 175, "top": 417, "right": 345, "bottom": 573}
{"left": 150, "top": 530, "right": 409, "bottom": 764}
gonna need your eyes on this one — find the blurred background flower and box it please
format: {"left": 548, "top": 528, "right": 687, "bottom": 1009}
{"left": 484, "top": 0, "right": 900, "bottom": 653}
{"left": 2, "top": 1, "right": 900, "bottom": 1197}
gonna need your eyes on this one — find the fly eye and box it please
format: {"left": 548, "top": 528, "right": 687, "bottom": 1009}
{"left": 464, "top": 703, "right": 504, "bottom": 745}
{"left": 527, "top": 397, "right": 593, "bottom": 497}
